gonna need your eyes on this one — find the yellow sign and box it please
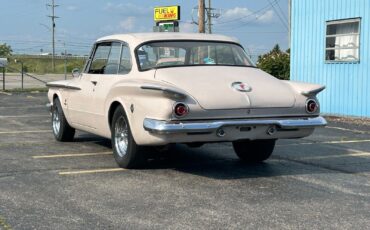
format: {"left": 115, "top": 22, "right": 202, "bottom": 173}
{"left": 154, "top": 6, "right": 180, "bottom": 21}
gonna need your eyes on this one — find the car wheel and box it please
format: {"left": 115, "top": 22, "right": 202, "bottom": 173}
{"left": 111, "top": 106, "right": 146, "bottom": 168}
{"left": 52, "top": 98, "right": 75, "bottom": 142}
{"left": 232, "top": 139, "right": 276, "bottom": 162}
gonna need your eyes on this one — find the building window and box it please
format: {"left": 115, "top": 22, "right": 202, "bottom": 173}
{"left": 326, "top": 18, "right": 360, "bottom": 62}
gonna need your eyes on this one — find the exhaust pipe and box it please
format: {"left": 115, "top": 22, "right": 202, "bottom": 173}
{"left": 216, "top": 128, "right": 226, "bottom": 137}
{"left": 266, "top": 126, "right": 277, "bottom": 136}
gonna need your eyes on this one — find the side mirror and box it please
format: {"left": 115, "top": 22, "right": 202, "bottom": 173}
{"left": 72, "top": 68, "right": 80, "bottom": 78}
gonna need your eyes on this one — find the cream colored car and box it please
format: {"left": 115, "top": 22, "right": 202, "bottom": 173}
{"left": 47, "top": 33, "right": 326, "bottom": 168}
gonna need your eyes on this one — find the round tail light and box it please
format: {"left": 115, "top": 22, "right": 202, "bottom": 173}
{"left": 174, "top": 103, "right": 189, "bottom": 117}
{"left": 306, "top": 99, "right": 318, "bottom": 113}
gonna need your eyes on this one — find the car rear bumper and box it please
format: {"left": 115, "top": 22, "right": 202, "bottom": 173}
{"left": 143, "top": 116, "right": 327, "bottom": 135}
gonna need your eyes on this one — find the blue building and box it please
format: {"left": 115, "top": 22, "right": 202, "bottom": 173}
{"left": 290, "top": 0, "right": 370, "bottom": 117}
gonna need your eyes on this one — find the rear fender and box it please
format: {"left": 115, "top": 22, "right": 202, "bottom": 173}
{"left": 105, "top": 80, "right": 197, "bottom": 144}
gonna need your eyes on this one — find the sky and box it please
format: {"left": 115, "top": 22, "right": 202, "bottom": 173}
{"left": 0, "top": 0, "right": 289, "bottom": 59}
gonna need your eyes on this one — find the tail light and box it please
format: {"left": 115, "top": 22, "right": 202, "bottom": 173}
{"left": 174, "top": 103, "right": 189, "bottom": 117}
{"left": 306, "top": 99, "right": 318, "bottom": 113}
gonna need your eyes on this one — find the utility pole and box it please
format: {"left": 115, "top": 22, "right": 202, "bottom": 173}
{"left": 288, "top": 0, "right": 291, "bottom": 49}
{"left": 63, "top": 42, "right": 67, "bottom": 80}
{"left": 198, "top": 0, "right": 205, "bottom": 33}
{"left": 47, "top": 0, "right": 59, "bottom": 72}
{"left": 207, "top": 0, "right": 212, "bottom": 34}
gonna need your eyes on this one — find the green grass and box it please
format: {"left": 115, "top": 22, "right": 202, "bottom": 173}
{"left": 6, "top": 56, "right": 86, "bottom": 74}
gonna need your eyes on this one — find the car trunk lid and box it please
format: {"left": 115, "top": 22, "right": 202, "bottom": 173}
{"left": 155, "top": 66, "right": 296, "bottom": 110}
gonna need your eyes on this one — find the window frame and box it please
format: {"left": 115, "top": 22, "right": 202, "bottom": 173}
{"left": 118, "top": 44, "right": 133, "bottom": 74}
{"left": 84, "top": 40, "right": 132, "bottom": 75}
{"left": 87, "top": 42, "right": 112, "bottom": 74}
{"left": 325, "top": 17, "right": 361, "bottom": 64}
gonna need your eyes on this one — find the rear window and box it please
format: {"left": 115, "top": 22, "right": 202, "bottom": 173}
{"left": 136, "top": 41, "right": 254, "bottom": 71}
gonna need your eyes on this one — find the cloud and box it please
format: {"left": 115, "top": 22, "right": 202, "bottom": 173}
{"left": 180, "top": 22, "right": 196, "bottom": 33}
{"left": 223, "top": 7, "right": 253, "bottom": 20}
{"left": 101, "top": 17, "right": 149, "bottom": 34}
{"left": 258, "top": 10, "right": 274, "bottom": 22}
{"left": 218, "top": 7, "right": 275, "bottom": 24}
{"left": 119, "top": 17, "right": 136, "bottom": 32}
{"left": 104, "top": 2, "right": 152, "bottom": 17}
{"left": 66, "top": 5, "right": 78, "bottom": 11}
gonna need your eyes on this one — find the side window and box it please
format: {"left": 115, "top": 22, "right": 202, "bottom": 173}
{"left": 119, "top": 45, "right": 132, "bottom": 74}
{"left": 105, "top": 42, "right": 121, "bottom": 74}
{"left": 88, "top": 43, "right": 111, "bottom": 74}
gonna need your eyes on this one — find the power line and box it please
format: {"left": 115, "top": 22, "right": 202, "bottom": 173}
{"left": 275, "top": 0, "right": 289, "bottom": 24}
{"left": 215, "top": 5, "right": 276, "bottom": 31}
{"left": 267, "top": 0, "right": 288, "bottom": 30}
{"left": 215, "top": 1, "right": 277, "bottom": 26}
{"left": 214, "top": 30, "right": 286, "bottom": 34}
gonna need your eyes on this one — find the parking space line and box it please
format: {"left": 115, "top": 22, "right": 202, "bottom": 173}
{"left": 278, "top": 139, "right": 370, "bottom": 146}
{"left": 0, "top": 91, "right": 12, "bottom": 96}
{"left": 0, "top": 105, "right": 45, "bottom": 109}
{"left": 33, "top": 152, "right": 112, "bottom": 159}
{"left": 0, "top": 130, "right": 51, "bottom": 134}
{"left": 299, "top": 152, "right": 370, "bottom": 160}
{"left": 59, "top": 168, "right": 125, "bottom": 175}
{"left": 0, "top": 115, "right": 49, "bottom": 118}
{"left": 326, "top": 126, "right": 370, "bottom": 134}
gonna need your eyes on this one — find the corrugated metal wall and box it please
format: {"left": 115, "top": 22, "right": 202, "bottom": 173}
{"left": 291, "top": 0, "right": 370, "bottom": 117}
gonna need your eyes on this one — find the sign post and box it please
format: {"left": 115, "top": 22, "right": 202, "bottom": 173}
{"left": 153, "top": 6, "right": 180, "bottom": 32}
{"left": 0, "top": 58, "right": 8, "bottom": 91}
{"left": 2, "top": 67, "right": 4, "bottom": 91}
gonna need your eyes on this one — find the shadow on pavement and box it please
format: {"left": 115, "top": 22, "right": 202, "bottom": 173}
{"left": 73, "top": 132, "right": 370, "bottom": 179}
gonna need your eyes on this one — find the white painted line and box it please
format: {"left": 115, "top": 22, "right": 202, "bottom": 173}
{"left": 326, "top": 126, "right": 370, "bottom": 134}
{"left": 0, "top": 115, "right": 49, "bottom": 118}
{"left": 59, "top": 168, "right": 125, "bottom": 175}
{"left": 33, "top": 151, "right": 112, "bottom": 159}
{"left": 321, "top": 139, "right": 370, "bottom": 144}
{"left": 0, "top": 105, "right": 45, "bottom": 109}
{"left": 278, "top": 139, "right": 370, "bottom": 146}
{"left": 0, "top": 91, "right": 12, "bottom": 96}
{"left": 0, "top": 130, "right": 51, "bottom": 134}
{"left": 300, "top": 152, "right": 370, "bottom": 160}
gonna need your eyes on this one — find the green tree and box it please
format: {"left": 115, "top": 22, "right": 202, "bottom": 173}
{"left": 257, "top": 44, "right": 290, "bottom": 80}
{"left": 0, "top": 43, "right": 12, "bottom": 57}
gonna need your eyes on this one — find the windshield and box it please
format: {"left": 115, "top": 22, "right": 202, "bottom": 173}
{"left": 136, "top": 41, "right": 254, "bottom": 71}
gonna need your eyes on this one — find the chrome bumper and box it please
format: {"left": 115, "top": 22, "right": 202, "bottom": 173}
{"left": 143, "top": 116, "right": 327, "bottom": 134}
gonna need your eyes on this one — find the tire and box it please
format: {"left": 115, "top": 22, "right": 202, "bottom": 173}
{"left": 232, "top": 139, "right": 276, "bottom": 162}
{"left": 111, "top": 106, "right": 146, "bottom": 168}
{"left": 52, "top": 98, "right": 75, "bottom": 142}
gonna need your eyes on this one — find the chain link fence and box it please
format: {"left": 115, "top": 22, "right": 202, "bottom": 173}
{"left": 0, "top": 55, "right": 87, "bottom": 91}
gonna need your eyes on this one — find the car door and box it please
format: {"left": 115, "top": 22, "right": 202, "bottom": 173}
{"left": 93, "top": 42, "right": 132, "bottom": 134}
{"left": 67, "top": 42, "right": 112, "bottom": 130}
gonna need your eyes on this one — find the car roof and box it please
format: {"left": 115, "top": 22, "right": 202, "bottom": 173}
{"left": 96, "top": 33, "right": 240, "bottom": 47}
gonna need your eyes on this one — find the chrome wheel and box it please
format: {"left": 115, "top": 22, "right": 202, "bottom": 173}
{"left": 52, "top": 106, "right": 61, "bottom": 135}
{"left": 114, "top": 116, "right": 129, "bottom": 157}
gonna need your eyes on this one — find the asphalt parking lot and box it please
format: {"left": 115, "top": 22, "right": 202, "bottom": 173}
{"left": 0, "top": 92, "right": 369, "bottom": 230}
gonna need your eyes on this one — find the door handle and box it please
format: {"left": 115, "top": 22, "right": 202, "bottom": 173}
{"left": 91, "top": 81, "right": 97, "bottom": 86}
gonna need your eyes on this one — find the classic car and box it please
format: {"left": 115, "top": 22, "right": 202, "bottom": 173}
{"left": 47, "top": 33, "right": 327, "bottom": 168}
